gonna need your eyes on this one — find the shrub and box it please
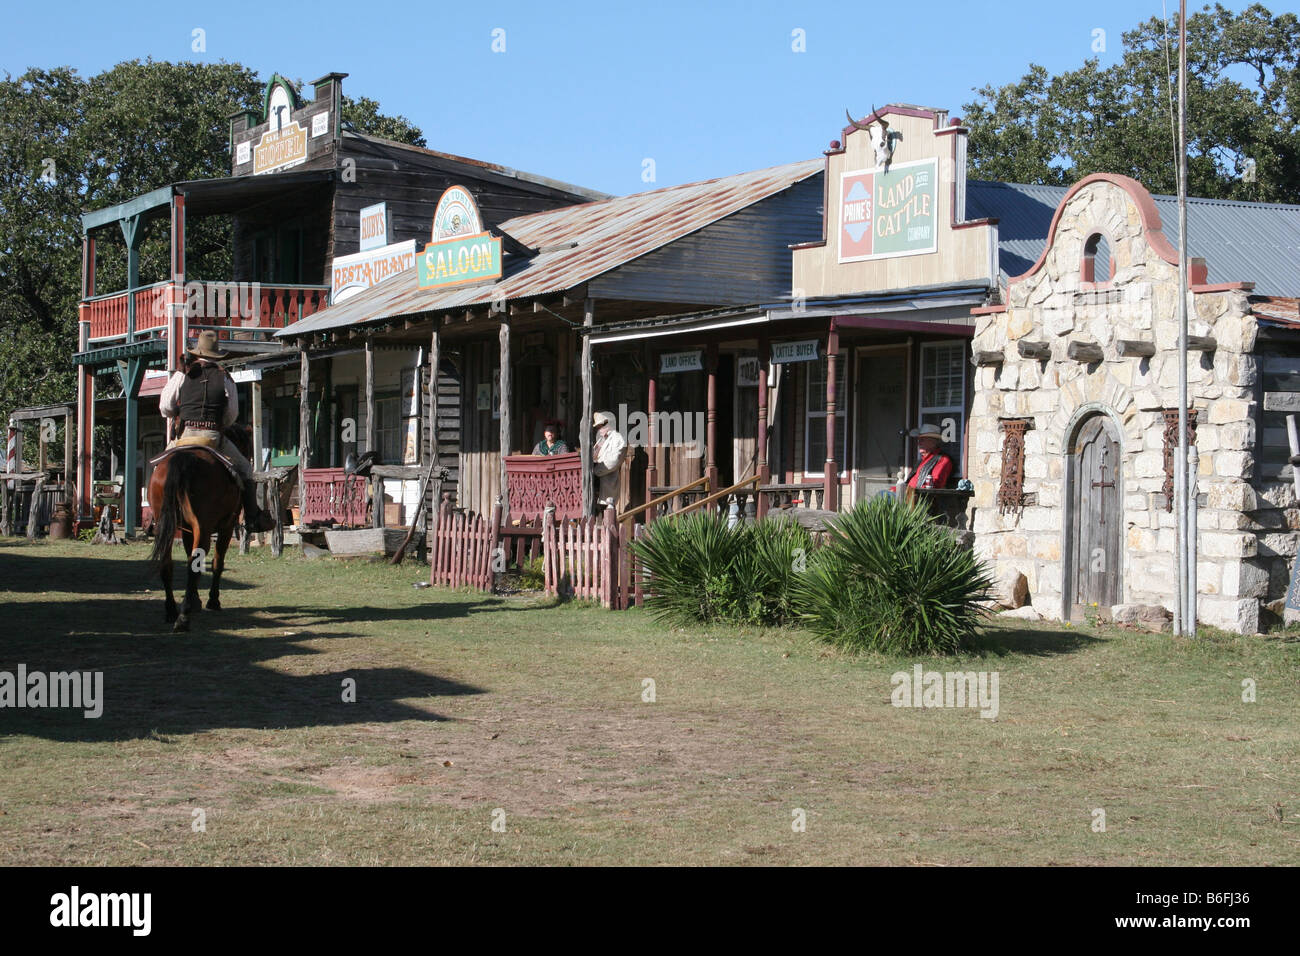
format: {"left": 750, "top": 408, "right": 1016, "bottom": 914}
{"left": 792, "top": 495, "right": 992, "bottom": 654}
{"left": 518, "top": 555, "right": 545, "bottom": 590}
{"left": 631, "top": 512, "right": 811, "bottom": 627}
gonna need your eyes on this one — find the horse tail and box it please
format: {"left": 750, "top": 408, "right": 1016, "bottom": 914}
{"left": 150, "top": 454, "right": 194, "bottom": 567}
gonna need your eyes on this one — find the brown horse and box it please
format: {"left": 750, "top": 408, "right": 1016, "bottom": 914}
{"left": 148, "top": 425, "right": 252, "bottom": 631}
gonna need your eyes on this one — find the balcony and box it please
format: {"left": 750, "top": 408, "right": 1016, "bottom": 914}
{"left": 82, "top": 280, "right": 330, "bottom": 344}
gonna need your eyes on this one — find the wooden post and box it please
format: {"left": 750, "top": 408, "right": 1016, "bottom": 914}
{"left": 706, "top": 343, "right": 718, "bottom": 493}
{"left": 428, "top": 326, "right": 440, "bottom": 534}
{"left": 499, "top": 317, "right": 511, "bottom": 522}
{"left": 757, "top": 336, "right": 770, "bottom": 519}
{"left": 1, "top": 476, "right": 9, "bottom": 536}
{"left": 298, "top": 347, "right": 310, "bottom": 541}
{"left": 365, "top": 336, "right": 381, "bottom": 529}
{"left": 27, "top": 475, "right": 45, "bottom": 540}
{"left": 824, "top": 323, "right": 840, "bottom": 512}
{"left": 580, "top": 298, "right": 595, "bottom": 516}
{"left": 603, "top": 502, "right": 617, "bottom": 609}
{"left": 645, "top": 349, "right": 657, "bottom": 521}
{"left": 76, "top": 317, "right": 94, "bottom": 523}
{"left": 63, "top": 412, "right": 74, "bottom": 487}
{"left": 271, "top": 476, "right": 284, "bottom": 558}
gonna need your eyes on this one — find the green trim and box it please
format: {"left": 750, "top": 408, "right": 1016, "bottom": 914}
{"left": 81, "top": 185, "right": 173, "bottom": 233}
{"left": 261, "top": 74, "right": 302, "bottom": 126}
{"left": 75, "top": 339, "right": 167, "bottom": 366}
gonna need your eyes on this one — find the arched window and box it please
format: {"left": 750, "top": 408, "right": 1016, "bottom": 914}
{"left": 1082, "top": 233, "right": 1112, "bottom": 283}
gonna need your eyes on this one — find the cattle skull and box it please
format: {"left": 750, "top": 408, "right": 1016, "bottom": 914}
{"left": 846, "top": 106, "right": 893, "bottom": 170}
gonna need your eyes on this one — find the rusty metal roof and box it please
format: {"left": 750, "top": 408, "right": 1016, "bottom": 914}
{"left": 277, "top": 158, "right": 824, "bottom": 337}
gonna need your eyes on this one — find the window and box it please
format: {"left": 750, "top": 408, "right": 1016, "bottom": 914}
{"left": 804, "top": 353, "right": 848, "bottom": 476}
{"left": 918, "top": 341, "right": 966, "bottom": 477}
{"left": 375, "top": 394, "right": 403, "bottom": 464}
{"left": 1082, "top": 233, "right": 1112, "bottom": 283}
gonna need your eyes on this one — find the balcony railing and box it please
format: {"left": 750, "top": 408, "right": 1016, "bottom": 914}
{"left": 83, "top": 280, "right": 330, "bottom": 343}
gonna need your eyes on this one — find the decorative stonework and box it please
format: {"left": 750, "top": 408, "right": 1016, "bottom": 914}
{"left": 997, "top": 419, "right": 1031, "bottom": 516}
{"left": 1160, "top": 408, "right": 1198, "bottom": 512}
{"left": 968, "top": 174, "right": 1268, "bottom": 634}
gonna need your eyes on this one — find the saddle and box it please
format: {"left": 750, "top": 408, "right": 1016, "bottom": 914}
{"left": 150, "top": 442, "right": 242, "bottom": 484}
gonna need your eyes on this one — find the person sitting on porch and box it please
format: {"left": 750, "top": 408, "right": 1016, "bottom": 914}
{"left": 159, "top": 330, "right": 276, "bottom": 532}
{"left": 531, "top": 420, "right": 569, "bottom": 456}
{"left": 906, "top": 423, "right": 954, "bottom": 493}
{"left": 592, "top": 411, "right": 627, "bottom": 506}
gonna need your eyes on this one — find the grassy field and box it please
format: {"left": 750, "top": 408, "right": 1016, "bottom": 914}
{"left": 1, "top": 536, "right": 1297, "bottom": 866}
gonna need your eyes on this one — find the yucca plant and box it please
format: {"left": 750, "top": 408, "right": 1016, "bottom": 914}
{"left": 631, "top": 512, "right": 812, "bottom": 627}
{"left": 792, "top": 495, "right": 992, "bottom": 653}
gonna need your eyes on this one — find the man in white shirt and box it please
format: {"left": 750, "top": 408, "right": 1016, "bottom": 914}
{"left": 159, "top": 330, "right": 275, "bottom": 531}
{"left": 592, "top": 410, "right": 627, "bottom": 508}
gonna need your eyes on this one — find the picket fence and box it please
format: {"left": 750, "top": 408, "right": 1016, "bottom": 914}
{"left": 428, "top": 497, "right": 643, "bottom": 610}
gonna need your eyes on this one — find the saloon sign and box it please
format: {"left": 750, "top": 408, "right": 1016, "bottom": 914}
{"left": 838, "top": 157, "right": 938, "bottom": 262}
{"left": 416, "top": 186, "right": 502, "bottom": 290}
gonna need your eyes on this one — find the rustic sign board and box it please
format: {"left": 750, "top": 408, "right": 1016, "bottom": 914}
{"left": 772, "top": 340, "right": 820, "bottom": 364}
{"left": 660, "top": 350, "right": 703, "bottom": 373}
{"left": 417, "top": 185, "right": 502, "bottom": 290}
{"left": 253, "top": 121, "right": 308, "bottom": 175}
{"left": 838, "top": 157, "right": 938, "bottom": 263}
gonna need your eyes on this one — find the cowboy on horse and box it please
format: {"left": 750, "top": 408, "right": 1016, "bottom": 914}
{"left": 158, "top": 330, "right": 276, "bottom": 533}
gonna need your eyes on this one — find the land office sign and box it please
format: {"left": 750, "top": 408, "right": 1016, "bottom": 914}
{"left": 417, "top": 186, "right": 503, "bottom": 290}
{"left": 838, "top": 157, "right": 938, "bottom": 262}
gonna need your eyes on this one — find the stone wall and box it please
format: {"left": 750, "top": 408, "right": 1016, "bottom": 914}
{"left": 968, "top": 175, "right": 1278, "bottom": 633}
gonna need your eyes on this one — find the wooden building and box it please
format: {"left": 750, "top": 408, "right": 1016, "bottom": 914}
{"left": 71, "top": 72, "right": 602, "bottom": 533}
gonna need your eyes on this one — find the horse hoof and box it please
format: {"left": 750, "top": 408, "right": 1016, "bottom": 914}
{"left": 206, "top": 598, "right": 221, "bottom": 611}
{"left": 173, "top": 616, "right": 190, "bottom": 633}
{"left": 165, "top": 607, "right": 178, "bottom": 623}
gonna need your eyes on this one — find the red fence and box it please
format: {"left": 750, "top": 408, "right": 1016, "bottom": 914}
{"left": 504, "top": 452, "right": 582, "bottom": 520}
{"left": 301, "top": 468, "right": 368, "bottom": 526}
{"left": 431, "top": 499, "right": 501, "bottom": 590}
{"left": 84, "top": 281, "right": 330, "bottom": 341}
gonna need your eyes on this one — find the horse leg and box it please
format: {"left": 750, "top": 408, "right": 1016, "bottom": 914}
{"left": 175, "top": 526, "right": 197, "bottom": 632}
{"left": 185, "top": 522, "right": 206, "bottom": 615}
{"left": 160, "top": 548, "right": 178, "bottom": 622}
{"left": 207, "top": 520, "right": 234, "bottom": 610}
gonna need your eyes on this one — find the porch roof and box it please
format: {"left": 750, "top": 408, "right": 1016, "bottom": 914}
{"left": 275, "top": 158, "right": 825, "bottom": 338}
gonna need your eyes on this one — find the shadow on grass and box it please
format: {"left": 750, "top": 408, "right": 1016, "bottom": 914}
{"left": 0, "top": 547, "right": 252, "bottom": 594}
{"left": 1, "top": 591, "right": 492, "bottom": 743}
{"left": 971, "top": 623, "right": 1104, "bottom": 658}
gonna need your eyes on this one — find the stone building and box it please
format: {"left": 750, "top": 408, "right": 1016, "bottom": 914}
{"left": 968, "top": 172, "right": 1300, "bottom": 633}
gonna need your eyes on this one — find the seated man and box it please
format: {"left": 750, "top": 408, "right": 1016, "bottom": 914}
{"left": 906, "top": 423, "right": 955, "bottom": 493}
{"left": 159, "top": 330, "right": 275, "bottom": 531}
{"left": 531, "top": 420, "right": 569, "bottom": 455}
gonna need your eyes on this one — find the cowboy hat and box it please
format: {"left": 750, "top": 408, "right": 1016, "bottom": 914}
{"left": 592, "top": 411, "right": 614, "bottom": 428}
{"left": 912, "top": 423, "right": 944, "bottom": 440}
{"left": 186, "top": 330, "right": 230, "bottom": 361}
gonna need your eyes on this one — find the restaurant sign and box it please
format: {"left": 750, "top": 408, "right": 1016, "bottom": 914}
{"left": 771, "top": 340, "right": 820, "bottom": 364}
{"left": 331, "top": 240, "right": 417, "bottom": 303}
{"left": 660, "top": 350, "right": 703, "bottom": 373}
{"left": 417, "top": 186, "right": 502, "bottom": 290}
{"left": 253, "top": 121, "right": 308, "bottom": 175}
{"left": 838, "top": 157, "right": 938, "bottom": 263}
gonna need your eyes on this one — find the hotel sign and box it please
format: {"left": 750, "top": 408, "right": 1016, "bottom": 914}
{"left": 331, "top": 240, "right": 417, "bottom": 303}
{"left": 838, "top": 157, "right": 938, "bottom": 262}
{"left": 253, "top": 120, "right": 308, "bottom": 175}
{"left": 772, "top": 340, "right": 820, "bottom": 364}
{"left": 417, "top": 186, "right": 502, "bottom": 290}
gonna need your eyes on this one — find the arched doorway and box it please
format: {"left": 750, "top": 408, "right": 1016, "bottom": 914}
{"left": 1066, "top": 412, "right": 1122, "bottom": 618}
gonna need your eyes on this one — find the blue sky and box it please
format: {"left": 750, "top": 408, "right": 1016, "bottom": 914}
{"left": 3, "top": 0, "right": 1295, "bottom": 195}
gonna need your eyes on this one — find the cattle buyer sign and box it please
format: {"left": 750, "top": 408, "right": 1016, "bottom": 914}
{"left": 838, "top": 157, "right": 938, "bottom": 262}
{"left": 417, "top": 186, "right": 502, "bottom": 290}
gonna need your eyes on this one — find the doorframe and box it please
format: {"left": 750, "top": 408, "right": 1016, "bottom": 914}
{"left": 1061, "top": 402, "right": 1126, "bottom": 622}
{"left": 853, "top": 343, "right": 910, "bottom": 504}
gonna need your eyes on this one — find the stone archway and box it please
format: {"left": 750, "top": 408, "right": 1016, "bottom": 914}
{"left": 1063, "top": 408, "right": 1124, "bottom": 620}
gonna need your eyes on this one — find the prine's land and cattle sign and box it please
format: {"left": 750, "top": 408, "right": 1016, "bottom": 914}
{"left": 838, "top": 157, "right": 937, "bottom": 263}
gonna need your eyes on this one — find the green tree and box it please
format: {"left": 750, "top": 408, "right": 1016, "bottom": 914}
{"left": 964, "top": 3, "right": 1300, "bottom": 202}
{"left": 0, "top": 60, "right": 425, "bottom": 428}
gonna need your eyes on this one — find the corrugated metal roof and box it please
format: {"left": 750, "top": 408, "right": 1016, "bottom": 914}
{"left": 278, "top": 158, "right": 824, "bottom": 337}
{"left": 968, "top": 180, "right": 1300, "bottom": 297}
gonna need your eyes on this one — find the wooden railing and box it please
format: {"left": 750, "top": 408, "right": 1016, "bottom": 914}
{"left": 504, "top": 452, "right": 582, "bottom": 521}
{"left": 619, "top": 475, "right": 709, "bottom": 525}
{"left": 670, "top": 475, "right": 761, "bottom": 518}
{"left": 84, "top": 281, "right": 330, "bottom": 342}
{"left": 300, "top": 467, "right": 368, "bottom": 527}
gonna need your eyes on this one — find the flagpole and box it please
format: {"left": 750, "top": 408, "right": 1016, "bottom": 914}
{"left": 1176, "top": 0, "right": 1191, "bottom": 635}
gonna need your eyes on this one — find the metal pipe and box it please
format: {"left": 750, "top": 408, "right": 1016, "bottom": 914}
{"left": 1175, "top": 0, "right": 1190, "bottom": 637}
{"left": 1187, "top": 445, "right": 1198, "bottom": 636}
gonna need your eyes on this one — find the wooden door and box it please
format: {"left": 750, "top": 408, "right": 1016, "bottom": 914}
{"left": 1070, "top": 415, "right": 1121, "bottom": 613}
{"left": 855, "top": 348, "right": 908, "bottom": 499}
